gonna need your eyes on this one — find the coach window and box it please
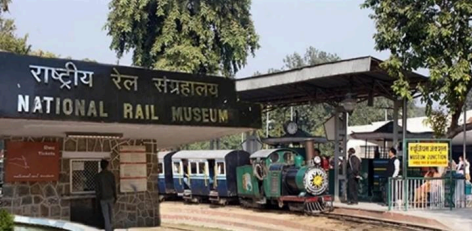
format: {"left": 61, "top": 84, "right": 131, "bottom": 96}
{"left": 284, "top": 152, "right": 295, "bottom": 164}
{"left": 173, "top": 162, "right": 181, "bottom": 174}
{"left": 269, "top": 152, "right": 279, "bottom": 163}
{"left": 158, "top": 162, "right": 164, "bottom": 174}
{"left": 190, "top": 162, "right": 197, "bottom": 175}
{"left": 216, "top": 162, "right": 225, "bottom": 175}
{"left": 198, "top": 162, "right": 206, "bottom": 175}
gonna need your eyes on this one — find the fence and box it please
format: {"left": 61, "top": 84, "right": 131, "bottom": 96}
{"left": 388, "top": 177, "right": 467, "bottom": 211}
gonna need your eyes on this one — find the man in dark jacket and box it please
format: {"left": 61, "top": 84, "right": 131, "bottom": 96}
{"left": 347, "top": 148, "right": 361, "bottom": 205}
{"left": 383, "top": 147, "right": 400, "bottom": 205}
{"left": 95, "top": 159, "right": 117, "bottom": 231}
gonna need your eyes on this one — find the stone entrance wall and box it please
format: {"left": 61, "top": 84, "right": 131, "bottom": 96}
{"left": 0, "top": 136, "right": 160, "bottom": 228}
{"left": 0, "top": 137, "right": 68, "bottom": 220}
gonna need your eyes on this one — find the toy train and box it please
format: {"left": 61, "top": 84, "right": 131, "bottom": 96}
{"left": 157, "top": 147, "right": 334, "bottom": 214}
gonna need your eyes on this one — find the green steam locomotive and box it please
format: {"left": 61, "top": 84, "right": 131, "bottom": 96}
{"left": 236, "top": 122, "right": 333, "bottom": 214}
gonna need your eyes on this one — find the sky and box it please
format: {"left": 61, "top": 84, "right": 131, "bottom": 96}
{"left": 6, "top": 0, "right": 436, "bottom": 109}
{"left": 7, "top": 0, "right": 399, "bottom": 79}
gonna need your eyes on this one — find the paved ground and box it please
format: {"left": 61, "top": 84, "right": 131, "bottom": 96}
{"left": 333, "top": 202, "right": 472, "bottom": 231}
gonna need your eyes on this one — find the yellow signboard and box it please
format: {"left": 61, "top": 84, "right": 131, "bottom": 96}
{"left": 408, "top": 142, "right": 449, "bottom": 167}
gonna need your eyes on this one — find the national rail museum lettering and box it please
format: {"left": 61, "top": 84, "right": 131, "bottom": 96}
{"left": 17, "top": 94, "right": 229, "bottom": 123}
{"left": 0, "top": 52, "right": 260, "bottom": 128}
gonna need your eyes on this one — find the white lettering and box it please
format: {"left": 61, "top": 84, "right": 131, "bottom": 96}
{"left": 17, "top": 94, "right": 108, "bottom": 118}
{"left": 29, "top": 62, "right": 94, "bottom": 90}
{"left": 18, "top": 95, "right": 29, "bottom": 112}
{"left": 43, "top": 145, "right": 55, "bottom": 150}
{"left": 38, "top": 151, "right": 55, "bottom": 156}
{"left": 43, "top": 97, "right": 54, "bottom": 113}
{"left": 32, "top": 96, "right": 43, "bottom": 113}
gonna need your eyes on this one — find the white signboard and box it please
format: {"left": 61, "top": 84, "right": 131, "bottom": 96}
{"left": 120, "top": 178, "right": 147, "bottom": 193}
{"left": 120, "top": 153, "right": 146, "bottom": 163}
{"left": 120, "top": 164, "right": 147, "bottom": 178}
{"left": 119, "top": 145, "right": 147, "bottom": 193}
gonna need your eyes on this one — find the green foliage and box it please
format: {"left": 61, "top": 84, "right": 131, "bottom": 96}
{"left": 0, "top": 17, "right": 58, "bottom": 58}
{"left": 423, "top": 109, "right": 448, "bottom": 138}
{"left": 0, "top": 209, "right": 14, "bottom": 231}
{"left": 185, "top": 46, "right": 425, "bottom": 153}
{"left": 29, "top": 49, "right": 58, "bottom": 58}
{"left": 0, "top": 15, "right": 94, "bottom": 61}
{"left": 0, "top": 17, "right": 31, "bottom": 54}
{"left": 361, "top": 0, "right": 472, "bottom": 138}
{"left": 105, "top": 0, "right": 260, "bottom": 77}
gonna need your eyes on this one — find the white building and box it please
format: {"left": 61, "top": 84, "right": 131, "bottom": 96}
{"left": 348, "top": 110, "right": 472, "bottom": 158}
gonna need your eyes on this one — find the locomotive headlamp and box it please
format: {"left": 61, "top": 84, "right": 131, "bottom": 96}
{"left": 314, "top": 156, "right": 321, "bottom": 164}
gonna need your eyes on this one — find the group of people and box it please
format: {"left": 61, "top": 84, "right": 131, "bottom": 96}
{"left": 346, "top": 147, "right": 400, "bottom": 205}
{"left": 454, "top": 156, "right": 471, "bottom": 181}
{"left": 346, "top": 146, "right": 471, "bottom": 206}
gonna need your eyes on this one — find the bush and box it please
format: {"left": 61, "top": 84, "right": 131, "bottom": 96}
{"left": 0, "top": 209, "right": 14, "bottom": 231}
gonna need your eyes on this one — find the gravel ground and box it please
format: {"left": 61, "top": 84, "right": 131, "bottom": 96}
{"left": 158, "top": 202, "right": 406, "bottom": 231}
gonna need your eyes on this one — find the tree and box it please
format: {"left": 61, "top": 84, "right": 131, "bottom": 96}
{"left": 105, "top": 0, "right": 260, "bottom": 77}
{"left": 0, "top": 0, "right": 10, "bottom": 15}
{"left": 361, "top": 0, "right": 472, "bottom": 138}
{"left": 29, "top": 49, "right": 58, "bottom": 58}
{"left": 0, "top": 15, "right": 98, "bottom": 64}
{"left": 0, "top": 17, "right": 30, "bottom": 54}
{"left": 185, "top": 47, "right": 425, "bottom": 152}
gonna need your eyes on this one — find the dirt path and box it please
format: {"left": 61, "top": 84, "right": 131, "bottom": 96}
{"left": 159, "top": 202, "right": 404, "bottom": 231}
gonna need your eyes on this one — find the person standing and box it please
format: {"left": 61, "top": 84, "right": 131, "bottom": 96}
{"left": 321, "top": 155, "right": 330, "bottom": 171}
{"left": 347, "top": 148, "right": 361, "bottom": 205}
{"left": 384, "top": 147, "right": 400, "bottom": 205}
{"left": 456, "top": 156, "right": 465, "bottom": 175}
{"left": 95, "top": 159, "right": 117, "bottom": 231}
{"left": 465, "top": 157, "right": 470, "bottom": 182}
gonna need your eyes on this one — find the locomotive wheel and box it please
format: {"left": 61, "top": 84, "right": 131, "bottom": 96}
{"left": 278, "top": 200, "right": 284, "bottom": 208}
{"left": 219, "top": 199, "right": 228, "bottom": 206}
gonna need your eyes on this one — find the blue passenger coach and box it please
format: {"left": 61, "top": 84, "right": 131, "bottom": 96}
{"left": 157, "top": 151, "right": 177, "bottom": 201}
{"left": 171, "top": 150, "right": 250, "bottom": 204}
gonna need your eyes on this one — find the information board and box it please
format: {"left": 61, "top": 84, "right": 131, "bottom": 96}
{"left": 4, "top": 141, "right": 60, "bottom": 182}
{"left": 408, "top": 142, "right": 449, "bottom": 167}
{"left": 119, "top": 145, "right": 147, "bottom": 193}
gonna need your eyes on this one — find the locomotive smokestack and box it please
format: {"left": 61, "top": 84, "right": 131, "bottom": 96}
{"left": 305, "top": 140, "right": 315, "bottom": 165}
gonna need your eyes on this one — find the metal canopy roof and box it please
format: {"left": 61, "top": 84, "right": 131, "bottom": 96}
{"left": 350, "top": 121, "right": 433, "bottom": 141}
{"left": 261, "top": 129, "right": 328, "bottom": 145}
{"left": 236, "top": 56, "right": 427, "bottom": 107}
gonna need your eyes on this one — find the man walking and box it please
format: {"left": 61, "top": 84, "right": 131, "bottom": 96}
{"left": 95, "top": 159, "right": 117, "bottom": 231}
{"left": 347, "top": 148, "right": 361, "bottom": 205}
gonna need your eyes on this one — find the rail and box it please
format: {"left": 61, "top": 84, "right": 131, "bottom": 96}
{"left": 388, "top": 177, "right": 467, "bottom": 211}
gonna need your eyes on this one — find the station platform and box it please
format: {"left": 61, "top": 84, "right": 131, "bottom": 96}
{"left": 333, "top": 202, "right": 472, "bottom": 231}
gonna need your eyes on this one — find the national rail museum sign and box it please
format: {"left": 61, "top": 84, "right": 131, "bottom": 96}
{"left": 0, "top": 52, "right": 261, "bottom": 128}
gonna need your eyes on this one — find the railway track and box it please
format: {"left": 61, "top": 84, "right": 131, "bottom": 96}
{"left": 159, "top": 201, "right": 437, "bottom": 231}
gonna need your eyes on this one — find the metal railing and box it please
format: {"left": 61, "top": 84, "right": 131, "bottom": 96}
{"left": 388, "top": 177, "right": 467, "bottom": 211}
